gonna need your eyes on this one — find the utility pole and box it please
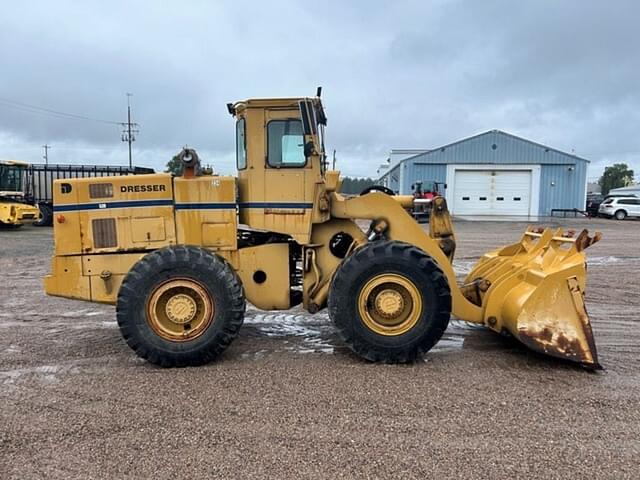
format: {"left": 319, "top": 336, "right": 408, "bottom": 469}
{"left": 42, "top": 144, "right": 51, "bottom": 165}
{"left": 121, "top": 93, "right": 139, "bottom": 168}
{"left": 332, "top": 149, "right": 336, "bottom": 170}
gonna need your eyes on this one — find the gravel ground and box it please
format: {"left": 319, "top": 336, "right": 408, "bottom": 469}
{"left": 1, "top": 218, "right": 639, "bottom": 479}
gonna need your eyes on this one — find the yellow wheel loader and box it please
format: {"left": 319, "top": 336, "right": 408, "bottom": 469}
{"left": 0, "top": 160, "right": 40, "bottom": 227}
{"left": 44, "top": 91, "right": 601, "bottom": 369}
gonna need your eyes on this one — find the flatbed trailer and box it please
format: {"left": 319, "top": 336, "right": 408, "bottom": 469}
{"left": 0, "top": 161, "right": 154, "bottom": 227}
{"left": 25, "top": 164, "right": 154, "bottom": 226}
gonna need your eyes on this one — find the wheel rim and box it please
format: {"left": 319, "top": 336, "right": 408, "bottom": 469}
{"left": 36, "top": 206, "right": 46, "bottom": 224}
{"left": 146, "top": 278, "right": 214, "bottom": 341}
{"left": 358, "top": 273, "right": 422, "bottom": 336}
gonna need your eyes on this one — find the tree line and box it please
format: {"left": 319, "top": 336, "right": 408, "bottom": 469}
{"left": 598, "top": 163, "right": 635, "bottom": 195}
{"left": 337, "top": 177, "right": 376, "bottom": 194}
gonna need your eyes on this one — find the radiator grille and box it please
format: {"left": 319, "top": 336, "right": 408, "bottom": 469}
{"left": 92, "top": 218, "right": 117, "bottom": 248}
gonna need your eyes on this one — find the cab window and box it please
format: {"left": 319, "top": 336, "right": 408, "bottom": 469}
{"left": 0, "top": 165, "right": 23, "bottom": 192}
{"left": 267, "top": 120, "right": 305, "bottom": 167}
{"left": 236, "top": 119, "right": 246, "bottom": 170}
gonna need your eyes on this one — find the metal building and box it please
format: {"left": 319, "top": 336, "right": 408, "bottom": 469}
{"left": 377, "top": 130, "right": 589, "bottom": 217}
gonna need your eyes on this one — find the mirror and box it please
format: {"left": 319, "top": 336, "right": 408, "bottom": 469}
{"left": 304, "top": 141, "right": 315, "bottom": 158}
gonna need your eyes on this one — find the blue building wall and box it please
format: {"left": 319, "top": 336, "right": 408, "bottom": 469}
{"left": 384, "top": 165, "right": 401, "bottom": 192}
{"left": 401, "top": 163, "right": 447, "bottom": 190}
{"left": 539, "top": 162, "right": 587, "bottom": 214}
{"left": 378, "top": 130, "right": 588, "bottom": 216}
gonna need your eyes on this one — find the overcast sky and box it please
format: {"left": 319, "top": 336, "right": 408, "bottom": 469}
{"left": 1, "top": 0, "right": 638, "bottom": 181}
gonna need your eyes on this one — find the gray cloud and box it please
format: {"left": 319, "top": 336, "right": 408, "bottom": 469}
{"left": 1, "top": 0, "right": 638, "bottom": 180}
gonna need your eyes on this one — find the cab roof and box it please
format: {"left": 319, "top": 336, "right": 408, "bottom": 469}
{"left": 0, "top": 159, "right": 30, "bottom": 167}
{"left": 229, "top": 96, "right": 320, "bottom": 115}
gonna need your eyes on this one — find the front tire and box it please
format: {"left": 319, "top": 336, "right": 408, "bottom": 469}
{"left": 116, "top": 246, "right": 245, "bottom": 367}
{"left": 329, "top": 241, "right": 451, "bottom": 363}
{"left": 34, "top": 204, "right": 53, "bottom": 226}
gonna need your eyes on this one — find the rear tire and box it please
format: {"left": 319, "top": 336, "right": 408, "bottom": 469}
{"left": 329, "top": 241, "right": 451, "bottom": 363}
{"left": 614, "top": 209, "right": 627, "bottom": 220}
{"left": 34, "top": 204, "right": 53, "bottom": 227}
{"left": 116, "top": 246, "right": 245, "bottom": 367}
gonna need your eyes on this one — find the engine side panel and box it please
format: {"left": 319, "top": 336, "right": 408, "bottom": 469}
{"left": 173, "top": 176, "right": 237, "bottom": 250}
{"left": 52, "top": 173, "right": 176, "bottom": 255}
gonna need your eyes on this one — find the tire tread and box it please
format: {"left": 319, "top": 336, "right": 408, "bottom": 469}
{"left": 116, "top": 246, "right": 245, "bottom": 367}
{"left": 328, "top": 240, "right": 451, "bottom": 363}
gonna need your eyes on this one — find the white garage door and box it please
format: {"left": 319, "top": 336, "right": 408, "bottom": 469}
{"left": 452, "top": 170, "right": 532, "bottom": 215}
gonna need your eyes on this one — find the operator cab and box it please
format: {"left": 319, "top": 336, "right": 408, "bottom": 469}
{"left": 0, "top": 160, "right": 28, "bottom": 198}
{"left": 227, "top": 89, "right": 332, "bottom": 244}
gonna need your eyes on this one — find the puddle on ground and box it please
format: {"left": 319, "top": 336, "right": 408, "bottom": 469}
{"left": 1, "top": 364, "right": 66, "bottom": 385}
{"left": 0, "top": 319, "right": 117, "bottom": 330}
{"left": 587, "top": 256, "right": 640, "bottom": 266}
{"left": 242, "top": 306, "right": 494, "bottom": 358}
{"left": 0, "top": 309, "right": 109, "bottom": 320}
{"left": 243, "top": 307, "right": 336, "bottom": 354}
{"left": 0, "top": 361, "right": 116, "bottom": 387}
{"left": 1, "top": 344, "right": 21, "bottom": 355}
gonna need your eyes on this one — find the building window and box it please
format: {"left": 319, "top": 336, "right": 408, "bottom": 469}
{"left": 267, "top": 120, "right": 305, "bottom": 167}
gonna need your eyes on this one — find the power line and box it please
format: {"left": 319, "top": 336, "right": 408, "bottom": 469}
{"left": 0, "top": 96, "right": 122, "bottom": 125}
{"left": 1, "top": 94, "right": 142, "bottom": 166}
{"left": 0, "top": 100, "right": 117, "bottom": 124}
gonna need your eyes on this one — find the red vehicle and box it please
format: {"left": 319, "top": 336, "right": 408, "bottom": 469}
{"left": 411, "top": 180, "right": 445, "bottom": 222}
{"left": 412, "top": 180, "right": 444, "bottom": 200}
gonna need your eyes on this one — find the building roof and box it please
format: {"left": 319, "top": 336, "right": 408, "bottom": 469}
{"left": 378, "top": 129, "right": 589, "bottom": 180}
{"left": 389, "top": 149, "right": 431, "bottom": 155}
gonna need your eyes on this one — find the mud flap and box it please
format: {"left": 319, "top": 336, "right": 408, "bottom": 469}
{"left": 463, "top": 227, "right": 602, "bottom": 369}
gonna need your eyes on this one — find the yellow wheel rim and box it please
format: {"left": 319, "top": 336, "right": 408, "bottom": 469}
{"left": 147, "top": 278, "right": 214, "bottom": 341}
{"left": 358, "top": 273, "right": 422, "bottom": 336}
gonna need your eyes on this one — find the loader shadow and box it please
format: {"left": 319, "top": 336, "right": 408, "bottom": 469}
{"left": 235, "top": 312, "right": 599, "bottom": 371}
{"left": 436, "top": 320, "right": 602, "bottom": 372}
{"left": 478, "top": 329, "right": 603, "bottom": 372}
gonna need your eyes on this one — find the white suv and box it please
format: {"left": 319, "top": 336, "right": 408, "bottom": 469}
{"left": 598, "top": 196, "right": 640, "bottom": 220}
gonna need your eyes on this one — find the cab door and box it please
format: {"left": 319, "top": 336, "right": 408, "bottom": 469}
{"left": 261, "top": 108, "right": 317, "bottom": 243}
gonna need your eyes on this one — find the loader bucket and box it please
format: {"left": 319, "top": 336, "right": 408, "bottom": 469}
{"left": 463, "top": 227, "right": 602, "bottom": 369}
